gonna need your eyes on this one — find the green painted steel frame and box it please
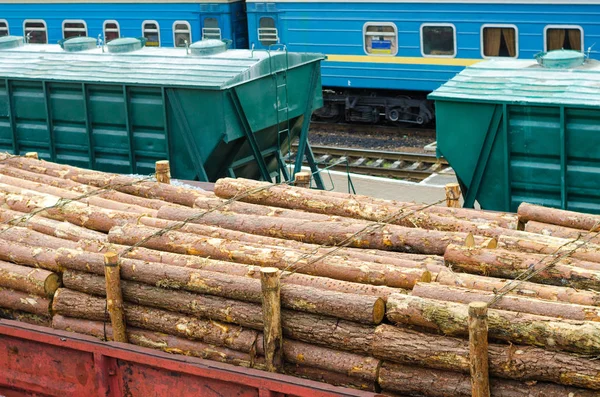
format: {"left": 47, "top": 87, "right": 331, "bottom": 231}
{"left": 5, "top": 79, "right": 17, "bottom": 155}
{"left": 81, "top": 83, "right": 95, "bottom": 169}
{"left": 123, "top": 86, "right": 137, "bottom": 174}
{"left": 42, "top": 82, "right": 56, "bottom": 162}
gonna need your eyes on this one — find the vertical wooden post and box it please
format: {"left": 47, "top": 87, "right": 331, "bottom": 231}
{"left": 25, "top": 152, "right": 39, "bottom": 160}
{"left": 293, "top": 171, "right": 311, "bottom": 189}
{"left": 260, "top": 267, "right": 283, "bottom": 372}
{"left": 468, "top": 301, "right": 490, "bottom": 397}
{"left": 104, "top": 252, "right": 127, "bottom": 343}
{"left": 155, "top": 160, "right": 171, "bottom": 184}
{"left": 445, "top": 183, "right": 461, "bottom": 208}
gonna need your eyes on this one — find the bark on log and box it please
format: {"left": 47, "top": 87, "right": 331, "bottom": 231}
{"left": 0, "top": 190, "right": 151, "bottom": 233}
{"left": 373, "top": 324, "right": 600, "bottom": 390}
{"left": 107, "top": 224, "right": 431, "bottom": 289}
{"left": 57, "top": 248, "right": 387, "bottom": 324}
{"left": 444, "top": 244, "right": 600, "bottom": 290}
{"left": 213, "top": 178, "right": 519, "bottom": 229}
{"left": 76, "top": 240, "right": 404, "bottom": 301}
{"left": 525, "top": 220, "right": 600, "bottom": 243}
{"left": 499, "top": 235, "right": 600, "bottom": 264}
{"left": 386, "top": 293, "right": 600, "bottom": 356}
{"left": 0, "top": 308, "right": 51, "bottom": 327}
{"left": 0, "top": 164, "right": 167, "bottom": 210}
{"left": 468, "top": 302, "right": 490, "bottom": 397}
{"left": 0, "top": 207, "right": 107, "bottom": 243}
{"left": 518, "top": 203, "right": 600, "bottom": 231}
{"left": 51, "top": 315, "right": 259, "bottom": 368}
{"left": 157, "top": 204, "right": 483, "bottom": 255}
{"left": 52, "top": 289, "right": 259, "bottom": 353}
{"left": 283, "top": 364, "right": 377, "bottom": 392}
{"left": 104, "top": 252, "right": 127, "bottom": 343}
{"left": 140, "top": 216, "right": 442, "bottom": 273}
{"left": 0, "top": 239, "right": 59, "bottom": 272}
{"left": 155, "top": 160, "right": 171, "bottom": 184}
{"left": 0, "top": 260, "right": 60, "bottom": 297}
{"left": 0, "top": 287, "right": 51, "bottom": 316}
{"left": 0, "top": 154, "right": 207, "bottom": 206}
{"left": 0, "top": 225, "right": 78, "bottom": 250}
{"left": 412, "top": 282, "right": 600, "bottom": 321}
{"left": 436, "top": 270, "right": 600, "bottom": 307}
{"left": 379, "top": 362, "right": 598, "bottom": 397}
{"left": 62, "top": 270, "right": 265, "bottom": 330}
{"left": 260, "top": 268, "right": 283, "bottom": 372}
{"left": 0, "top": 175, "right": 156, "bottom": 215}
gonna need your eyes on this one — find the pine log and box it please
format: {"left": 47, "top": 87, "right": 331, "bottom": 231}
{"left": 518, "top": 203, "right": 600, "bottom": 231}
{"left": 386, "top": 293, "right": 600, "bottom": 356}
{"left": 283, "top": 364, "right": 377, "bottom": 392}
{"left": 378, "top": 362, "right": 598, "bottom": 397}
{"left": 0, "top": 175, "right": 156, "bottom": 215}
{"left": 0, "top": 154, "right": 207, "bottom": 206}
{"left": 436, "top": 270, "right": 600, "bottom": 307}
{"left": 213, "top": 178, "right": 519, "bottom": 229}
{"left": 155, "top": 160, "right": 171, "bottom": 184}
{"left": 51, "top": 315, "right": 259, "bottom": 368}
{"left": 140, "top": 216, "right": 443, "bottom": 273}
{"left": 499, "top": 235, "right": 600, "bottom": 263}
{"left": 57, "top": 248, "right": 386, "bottom": 324}
{"left": 0, "top": 190, "right": 151, "bottom": 233}
{"left": 107, "top": 224, "right": 431, "bottom": 289}
{"left": 157, "top": 205, "right": 483, "bottom": 255}
{"left": 62, "top": 270, "right": 265, "bottom": 330}
{"left": 444, "top": 244, "right": 600, "bottom": 290}
{"left": 52, "top": 289, "right": 259, "bottom": 353}
{"left": 373, "top": 324, "right": 600, "bottom": 390}
{"left": 525, "top": 221, "right": 600, "bottom": 243}
{"left": 260, "top": 268, "right": 283, "bottom": 372}
{"left": 76, "top": 240, "right": 404, "bottom": 301}
{"left": 0, "top": 207, "right": 107, "bottom": 242}
{"left": 0, "top": 308, "right": 51, "bottom": 327}
{"left": 0, "top": 287, "right": 51, "bottom": 316}
{"left": 0, "top": 225, "right": 78, "bottom": 250}
{"left": 0, "top": 239, "right": 59, "bottom": 272}
{"left": 445, "top": 183, "right": 461, "bottom": 208}
{"left": 0, "top": 164, "right": 167, "bottom": 210}
{"left": 468, "top": 302, "right": 490, "bottom": 397}
{"left": 412, "top": 282, "right": 600, "bottom": 321}
{"left": 104, "top": 252, "right": 127, "bottom": 343}
{"left": 0, "top": 260, "right": 60, "bottom": 297}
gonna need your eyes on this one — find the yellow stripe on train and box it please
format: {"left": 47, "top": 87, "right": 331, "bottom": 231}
{"left": 326, "top": 54, "right": 483, "bottom": 67}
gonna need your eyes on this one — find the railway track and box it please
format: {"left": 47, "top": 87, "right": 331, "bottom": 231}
{"left": 287, "top": 145, "right": 453, "bottom": 181}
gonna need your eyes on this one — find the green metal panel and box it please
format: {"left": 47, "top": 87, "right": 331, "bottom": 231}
{"left": 0, "top": 41, "right": 325, "bottom": 182}
{"left": 433, "top": 57, "right": 600, "bottom": 214}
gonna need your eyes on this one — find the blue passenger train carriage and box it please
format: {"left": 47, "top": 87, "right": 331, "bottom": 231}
{"left": 246, "top": 0, "right": 600, "bottom": 124}
{"left": 0, "top": 0, "right": 248, "bottom": 49}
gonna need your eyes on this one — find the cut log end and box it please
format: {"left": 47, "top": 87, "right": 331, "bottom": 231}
{"left": 373, "top": 298, "right": 386, "bottom": 324}
{"left": 104, "top": 252, "right": 119, "bottom": 267}
{"left": 468, "top": 301, "right": 488, "bottom": 317}
{"left": 25, "top": 152, "right": 39, "bottom": 160}
{"left": 420, "top": 270, "right": 433, "bottom": 283}
{"left": 44, "top": 273, "right": 61, "bottom": 297}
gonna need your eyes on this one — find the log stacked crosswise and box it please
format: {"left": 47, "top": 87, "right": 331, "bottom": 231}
{"left": 0, "top": 154, "right": 599, "bottom": 395}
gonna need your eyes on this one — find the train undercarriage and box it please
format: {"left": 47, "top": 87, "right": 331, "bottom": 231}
{"left": 313, "top": 88, "right": 435, "bottom": 125}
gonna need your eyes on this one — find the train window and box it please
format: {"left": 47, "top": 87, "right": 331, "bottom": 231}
{"left": 545, "top": 26, "right": 583, "bottom": 52}
{"left": 202, "top": 17, "right": 221, "bottom": 40}
{"left": 363, "top": 23, "right": 398, "bottom": 56}
{"left": 173, "top": 21, "right": 191, "bottom": 47}
{"left": 0, "top": 20, "right": 8, "bottom": 37}
{"left": 63, "top": 20, "right": 87, "bottom": 39}
{"left": 142, "top": 21, "right": 160, "bottom": 47}
{"left": 258, "top": 17, "right": 278, "bottom": 46}
{"left": 481, "top": 25, "right": 518, "bottom": 58}
{"left": 24, "top": 20, "right": 47, "bottom": 44}
{"left": 421, "top": 24, "right": 456, "bottom": 57}
{"left": 103, "top": 20, "right": 120, "bottom": 42}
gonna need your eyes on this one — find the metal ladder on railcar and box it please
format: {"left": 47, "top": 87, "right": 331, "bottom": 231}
{"left": 268, "top": 45, "right": 293, "bottom": 182}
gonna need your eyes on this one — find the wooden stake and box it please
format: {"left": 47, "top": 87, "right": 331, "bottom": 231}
{"left": 25, "top": 152, "right": 39, "bottom": 160}
{"left": 155, "top": 160, "right": 171, "bottom": 184}
{"left": 260, "top": 267, "right": 283, "bottom": 372}
{"left": 468, "top": 301, "right": 490, "bottom": 397}
{"left": 104, "top": 252, "right": 127, "bottom": 343}
{"left": 445, "top": 183, "right": 461, "bottom": 208}
{"left": 293, "top": 172, "right": 311, "bottom": 189}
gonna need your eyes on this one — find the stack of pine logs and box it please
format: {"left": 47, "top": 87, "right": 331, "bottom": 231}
{"left": 0, "top": 153, "right": 599, "bottom": 396}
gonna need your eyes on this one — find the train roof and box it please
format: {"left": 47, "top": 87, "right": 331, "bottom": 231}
{"left": 0, "top": 41, "right": 324, "bottom": 90}
{"left": 0, "top": 0, "right": 242, "bottom": 3}
{"left": 245, "top": 0, "right": 600, "bottom": 3}
{"left": 429, "top": 57, "right": 600, "bottom": 108}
